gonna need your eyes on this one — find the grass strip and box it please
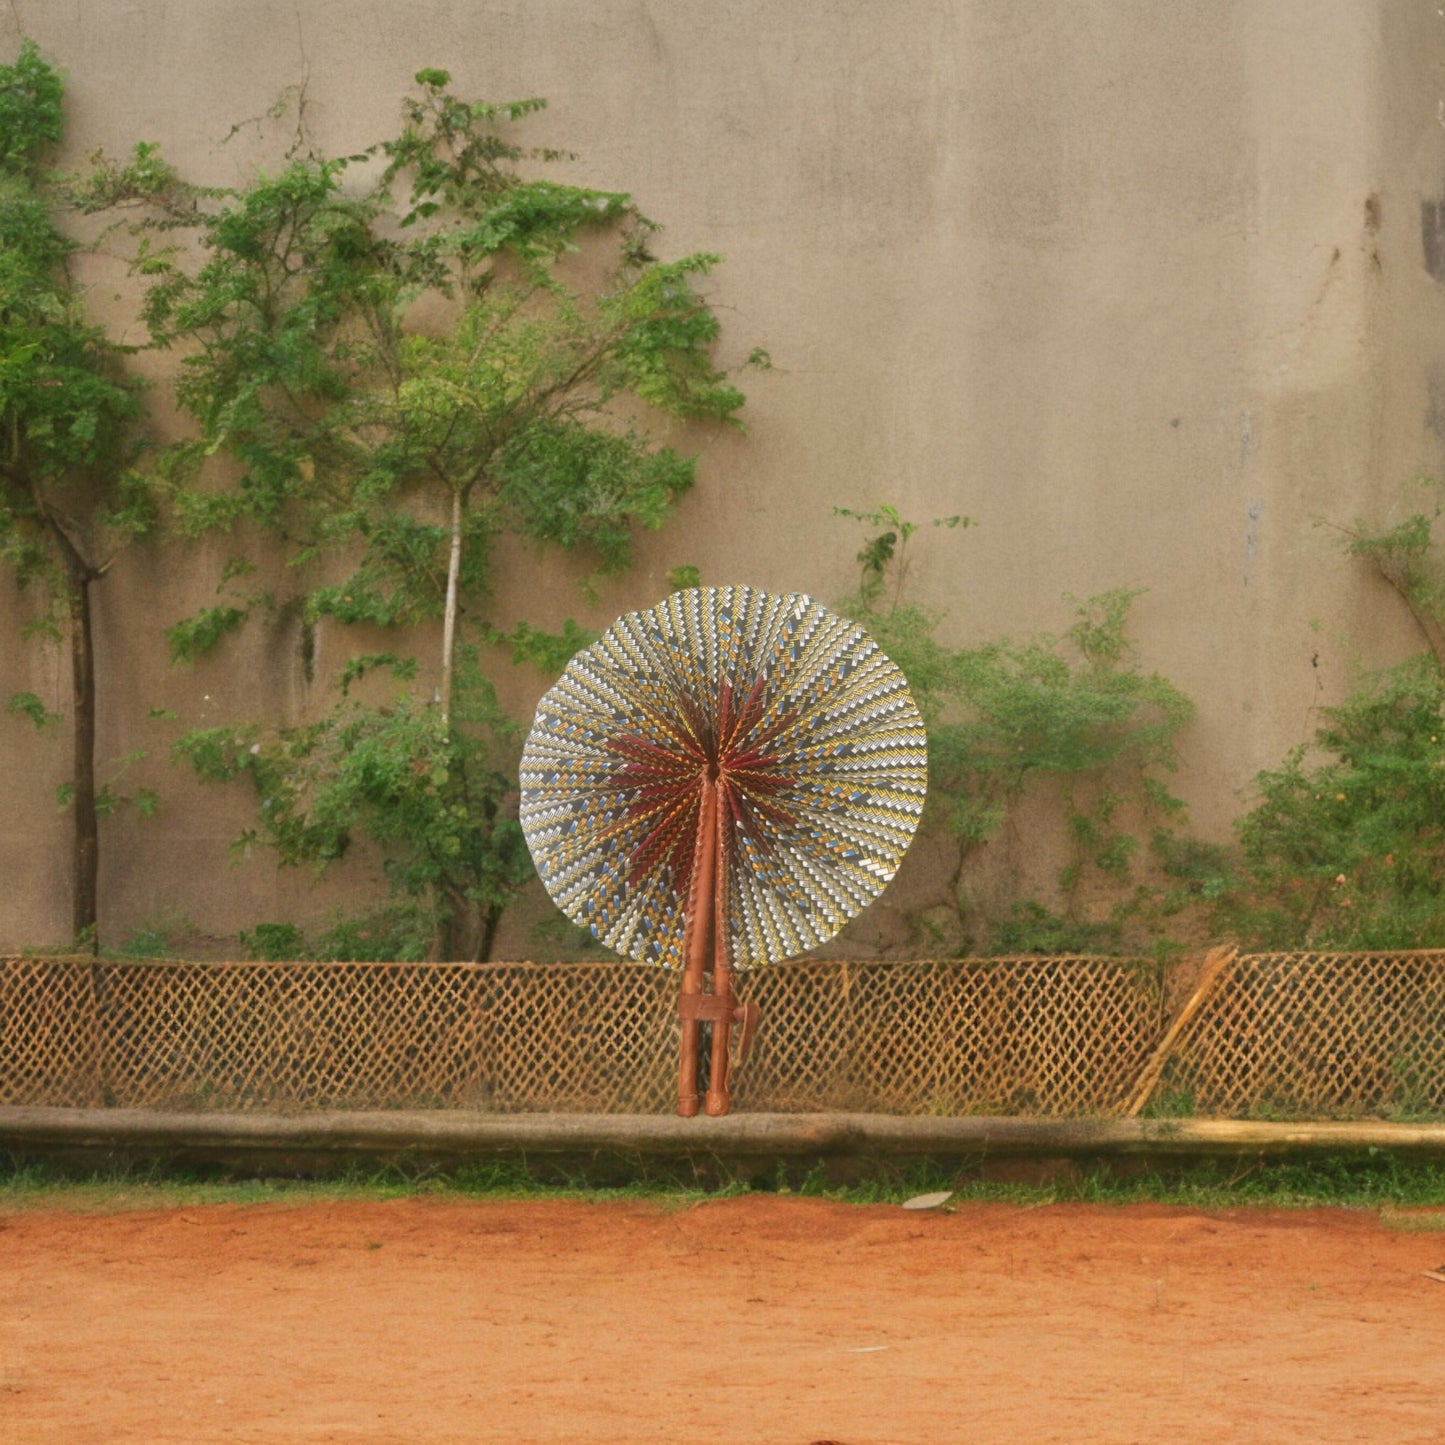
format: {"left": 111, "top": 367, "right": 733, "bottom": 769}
{"left": 5, "top": 1151, "right": 1445, "bottom": 1216}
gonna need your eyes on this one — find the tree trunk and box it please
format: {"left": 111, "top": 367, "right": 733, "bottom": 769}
{"left": 474, "top": 903, "right": 502, "bottom": 964}
{"left": 438, "top": 486, "right": 465, "bottom": 730}
{"left": 434, "top": 883, "right": 474, "bottom": 963}
{"left": 66, "top": 564, "right": 99, "bottom": 951}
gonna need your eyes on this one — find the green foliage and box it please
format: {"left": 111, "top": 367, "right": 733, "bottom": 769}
{"left": 990, "top": 900, "right": 1122, "bottom": 956}
{"left": 109, "top": 925, "right": 177, "bottom": 959}
{"left": 88, "top": 68, "right": 746, "bottom": 675}
{"left": 0, "top": 43, "right": 150, "bottom": 622}
{"left": 165, "top": 605, "right": 247, "bottom": 665}
{"left": 834, "top": 503, "right": 970, "bottom": 613}
{"left": 8, "top": 1148, "right": 1445, "bottom": 1211}
{"left": 837, "top": 506, "right": 1194, "bottom": 951}
{"left": 85, "top": 67, "right": 749, "bottom": 957}
{"left": 239, "top": 921, "right": 306, "bottom": 961}
{"left": 1339, "top": 477, "right": 1445, "bottom": 661}
{"left": 55, "top": 745, "right": 159, "bottom": 822}
{"left": 483, "top": 617, "right": 596, "bottom": 674}
{"left": 1150, "top": 830, "right": 1237, "bottom": 918}
{"left": 7, "top": 690, "right": 59, "bottom": 730}
{"left": 1217, "top": 480, "right": 1445, "bottom": 949}
{"left": 306, "top": 904, "right": 440, "bottom": 962}
{"left": 0, "top": 39, "right": 62, "bottom": 171}
{"left": 240, "top": 903, "right": 461, "bottom": 962}
{"left": 527, "top": 913, "right": 621, "bottom": 963}
{"left": 0, "top": 40, "right": 158, "bottom": 947}
{"left": 176, "top": 655, "right": 531, "bottom": 960}
{"left": 103, "top": 910, "right": 202, "bottom": 960}
{"left": 337, "top": 652, "right": 417, "bottom": 696}
{"left": 1227, "top": 656, "right": 1445, "bottom": 948}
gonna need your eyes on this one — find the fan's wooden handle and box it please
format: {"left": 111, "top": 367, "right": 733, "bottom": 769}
{"left": 706, "top": 791, "right": 734, "bottom": 1116}
{"left": 677, "top": 777, "right": 717, "bottom": 1117}
{"left": 705, "top": 997, "right": 761, "bottom": 1114}
{"left": 705, "top": 1050, "right": 730, "bottom": 1115}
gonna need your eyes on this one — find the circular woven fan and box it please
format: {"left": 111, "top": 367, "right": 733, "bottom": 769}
{"left": 519, "top": 585, "right": 927, "bottom": 968}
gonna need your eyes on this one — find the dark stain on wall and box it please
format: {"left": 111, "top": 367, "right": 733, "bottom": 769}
{"left": 1421, "top": 196, "right": 1445, "bottom": 281}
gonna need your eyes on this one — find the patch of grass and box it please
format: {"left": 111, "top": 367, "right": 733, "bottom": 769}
{"left": 1139, "top": 1088, "right": 1197, "bottom": 1120}
{"left": 0, "top": 1159, "right": 388, "bottom": 1214}
{"left": 0, "top": 1154, "right": 746, "bottom": 1215}
{"left": 103, "top": 909, "right": 203, "bottom": 960}
{"left": 6, "top": 1151, "right": 1445, "bottom": 1216}
{"left": 774, "top": 1154, "right": 1445, "bottom": 1211}
{"left": 1377, "top": 1206, "right": 1445, "bottom": 1233}
{"left": 1055, "top": 1155, "right": 1445, "bottom": 1210}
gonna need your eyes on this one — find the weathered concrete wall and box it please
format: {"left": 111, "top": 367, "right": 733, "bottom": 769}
{"left": 3, "top": 1, "right": 1445, "bottom": 952}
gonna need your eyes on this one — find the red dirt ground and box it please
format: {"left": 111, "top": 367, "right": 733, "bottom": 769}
{"left": 2, "top": 1194, "right": 1443, "bottom": 1444}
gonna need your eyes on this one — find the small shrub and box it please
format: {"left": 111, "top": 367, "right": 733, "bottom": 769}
{"left": 1227, "top": 655, "right": 1445, "bottom": 949}
{"left": 835, "top": 505, "right": 1195, "bottom": 952}
{"left": 239, "top": 922, "right": 306, "bottom": 962}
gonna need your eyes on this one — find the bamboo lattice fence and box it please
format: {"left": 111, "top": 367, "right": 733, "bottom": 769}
{"left": 2, "top": 949, "right": 1444, "bottom": 1120}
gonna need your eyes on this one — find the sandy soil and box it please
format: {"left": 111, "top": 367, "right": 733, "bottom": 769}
{"left": 2, "top": 1194, "right": 1443, "bottom": 1444}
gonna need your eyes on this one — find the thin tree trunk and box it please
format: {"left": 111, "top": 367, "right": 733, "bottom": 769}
{"left": 438, "top": 486, "right": 465, "bottom": 730}
{"left": 474, "top": 904, "right": 502, "bottom": 964}
{"left": 7, "top": 468, "right": 103, "bottom": 950}
{"left": 436, "top": 884, "right": 476, "bottom": 964}
{"left": 66, "top": 565, "right": 99, "bottom": 951}
{"left": 1375, "top": 555, "right": 1445, "bottom": 670}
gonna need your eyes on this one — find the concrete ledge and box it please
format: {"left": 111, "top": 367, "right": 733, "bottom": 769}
{"left": 4, "top": 1106, "right": 1445, "bottom": 1166}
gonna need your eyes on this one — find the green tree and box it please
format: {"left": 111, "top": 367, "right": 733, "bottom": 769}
{"left": 91, "top": 69, "right": 751, "bottom": 958}
{"left": 0, "top": 41, "right": 154, "bottom": 948}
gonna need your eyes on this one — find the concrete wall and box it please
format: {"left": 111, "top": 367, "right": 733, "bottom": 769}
{"left": 3, "top": 1, "right": 1445, "bottom": 952}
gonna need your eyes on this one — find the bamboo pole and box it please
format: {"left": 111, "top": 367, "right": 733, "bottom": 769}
{"left": 1124, "top": 944, "right": 1238, "bottom": 1117}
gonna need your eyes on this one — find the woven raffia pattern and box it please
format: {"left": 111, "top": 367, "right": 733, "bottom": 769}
{"left": 3, "top": 951, "right": 1445, "bottom": 1119}
{"left": 0, "top": 955, "right": 1160, "bottom": 1114}
{"left": 0, "top": 959, "right": 682, "bottom": 1114}
{"left": 731, "top": 958, "right": 1165, "bottom": 1115}
{"left": 1156, "top": 951, "right": 1445, "bottom": 1120}
{"left": 0, "top": 958, "right": 105, "bottom": 1107}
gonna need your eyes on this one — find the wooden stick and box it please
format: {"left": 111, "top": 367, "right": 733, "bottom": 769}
{"left": 1124, "top": 944, "right": 1239, "bottom": 1117}
{"left": 706, "top": 785, "right": 733, "bottom": 1117}
{"left": 676, "top": 776, "right": 716, "bottom": 1117}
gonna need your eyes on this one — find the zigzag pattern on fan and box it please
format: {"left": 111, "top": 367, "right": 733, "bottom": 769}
{"left": 519, "top": 585, "right": 928, "bottom": 970}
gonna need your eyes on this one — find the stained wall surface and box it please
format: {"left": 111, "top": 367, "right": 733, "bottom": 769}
{"left": 3, "top": 1, "right": 1444, "bottom": 952}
